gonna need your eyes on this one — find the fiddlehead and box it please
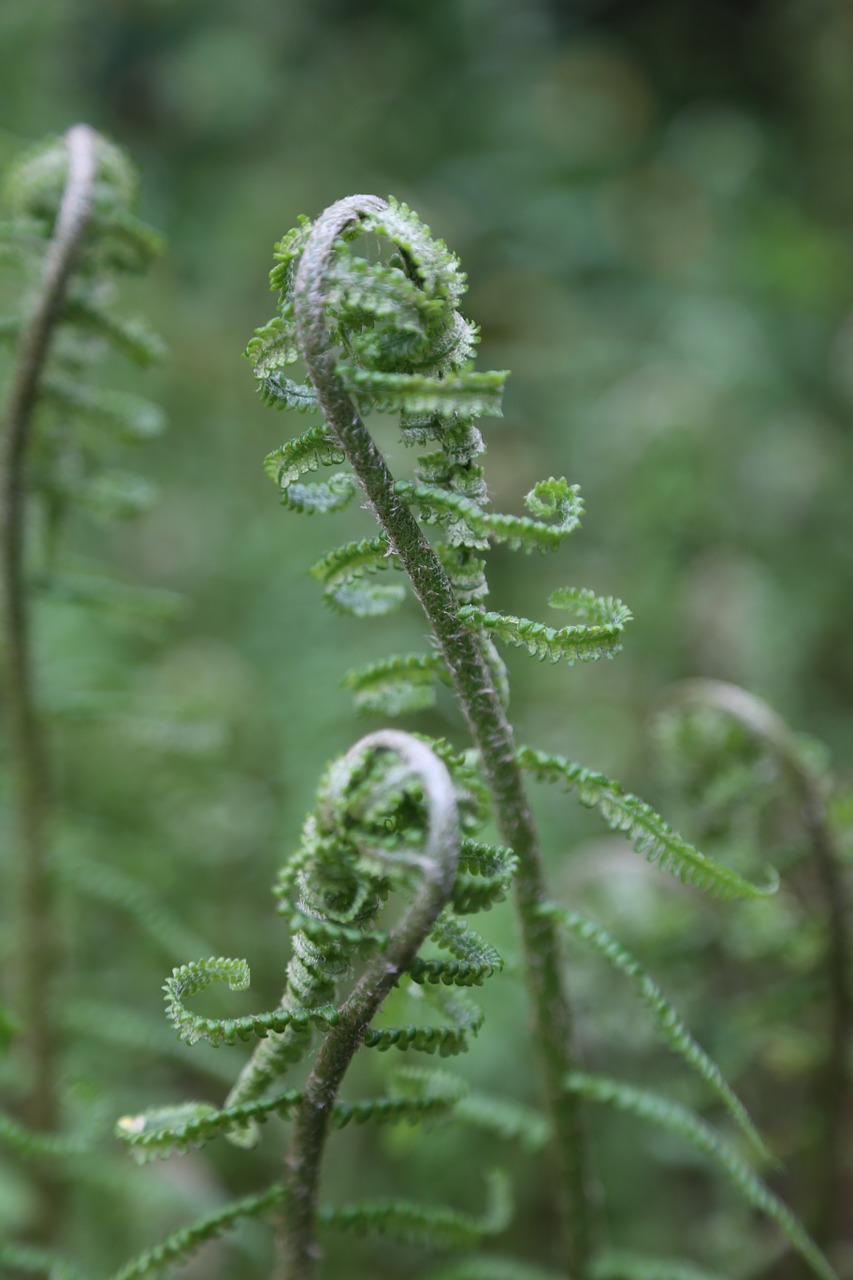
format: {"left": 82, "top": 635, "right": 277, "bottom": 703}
{"left": 116, "top": 730, "right": 513, "bottom": 1280}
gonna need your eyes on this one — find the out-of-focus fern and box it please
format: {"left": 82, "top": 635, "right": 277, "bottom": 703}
{"left": 565, "top": 1073, "right": 834, "bottom": 1280}
{"left": 114, "top": 731, "right": 514, "bottom": 1279}
{"left": 0, "top": 124, "right": 167, "bottom": 1259}
{"left": 243, "top": 195, "right": 831, "bottom": 1280}
{"left": 657, "top": 680, "right": 853, "bottom": 1259}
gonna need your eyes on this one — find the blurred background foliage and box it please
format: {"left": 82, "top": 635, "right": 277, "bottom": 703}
{"left": 1, "top": 0, "right": 851, "bottom": 1277}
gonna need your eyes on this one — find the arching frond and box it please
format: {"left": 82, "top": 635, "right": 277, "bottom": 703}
{"left": 590, "top": 1252, "right": 727, "bottom": 1280}
{"left": 319, "top": 1169, "right": 510, "bottom": 1249}
{"left": 425, "top": 1258, "right": 562, "bottom": 1280}
{"left": 564, "top": 1073, "right": 834, "bottom": 1280}
{"left": 540, "top": 903, "right": 771, "bottom": 1161}
{"left": 108, "top": 1185, "right": 286, "bottom": 1280}
{"left": 116, "top": 1090, "right": 303, "bottom": 1163}
{"left": 0, "top": 1111, "right": 87, "bottom": 1160}
{"left": 518, "top": 748, "right": 778, "bottom": 900}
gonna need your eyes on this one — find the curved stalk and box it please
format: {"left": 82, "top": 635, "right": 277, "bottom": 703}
{"left": 276, "top": 730, "right": 461, "bottom": 1280}
{"left": 293, "top": 196, "right": 592, "bottom": 1276}
{"left": 671, "top": 678, "right": 852, "bottom": 1251}
{"left": 0, "top": 125, "right": 97, "bottom": 1235}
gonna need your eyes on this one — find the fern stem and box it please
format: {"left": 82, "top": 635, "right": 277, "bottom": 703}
{"left": 293, "top": 197, "right": 593, "bottom": 1277}
{"left": 0, "top": 124, "right": 97, "bottom": 1236}
{"left": 276, "top": 730, "right": 461, "bottom": 1280}
{"left": 671, "top": 679, "right": 852, "bottom": 1251}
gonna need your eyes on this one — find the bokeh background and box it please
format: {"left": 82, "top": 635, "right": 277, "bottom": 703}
{"left": 1, "top": 1, "right": 852, "bottom": 1277}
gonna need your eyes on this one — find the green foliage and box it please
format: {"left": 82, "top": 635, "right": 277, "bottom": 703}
{"left": 518, "top": 747, "right": 777, "bottom": 899}
{"left": 565, "top": 1073, "right": 833, "bottom": 1280}
{"left": 540, "top": 903, "right": 770, "bottom": 1160}
{"left": 238, "top": 193, "right": 832, "bottom": 1279}
{"left": 117, "top": 731, "right": 509, "bottom": 1274}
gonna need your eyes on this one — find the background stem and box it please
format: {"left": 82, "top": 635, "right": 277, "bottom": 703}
{"left": 293, "top": 196, "right": 593, "bottom": 1277}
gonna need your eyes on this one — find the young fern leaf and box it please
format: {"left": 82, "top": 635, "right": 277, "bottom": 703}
{"left": 394, "top": 477, "right": 584, "bottom": 552}
{"left": 0, "top": 1243, "right": 86, "bottom": 1280}
{"left": 590, "top": 1253, "right": 727, "bottom": 1280}
{"left": 459, "top": 596, "right": 630, "bottom": 667}
{"left": 340, "top": 365, "right": 507, "bottom": 418}
{"left": 452, "top": 1091, "right": 550, "bottom": 1153}
{"left": 363, "top": 991, "right": 484, "bottom": 1057}
{"left": 343, "top": 652, "right": 449, "bottom": 715}
{"left": 564, "top": 1073, "right": 835, "bottom": 1280}
{"left": 116, "top": 1091, "right": 304, "bottom": 1164}
{"left": 425, "top": 1260, "right": 562, "bottom": 1280}
{"left": 0, "top": 1112, "right": 88, "bottom": 1159}
{"left": 449, "top": 840, "right": 518, "bottom": 914}
{"left": 539, "top": 903, "right": 771, "bottom": 1161}
{"left": 107, "top": 1184, "right": 287, "bottom": 1280}
{"left": 163, "top": 956, "right": 339, "bottom": 1048}
{"left": 310, "top": 535, "right": 405, "bottom": 616}
{"left": 318, "top": 1169, "right": 510, "bottom": 1249}
{"left": 518, "top": 748, "right": 778, "bottom": 899}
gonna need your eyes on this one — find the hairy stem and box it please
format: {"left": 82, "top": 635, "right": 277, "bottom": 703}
{"left": 276, "top": 730, "right": 461, "bottom": 1280}
{"left": 672, "top": 679, "right": 852, "bottom": 1251}
{"left": 0, "top": 124, "right": 97, "bottom": 1231}
{"left": 293, "top": 196, "right": 592, "bottom": 1276}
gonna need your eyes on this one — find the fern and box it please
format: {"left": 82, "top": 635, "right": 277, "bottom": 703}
{"left": 564, "top": 1073, "right": 833, "bottom": 1280}
{"left": 590, "top": 1254, "right": 726, "bottom": 1280}
{"left": 107, "top": 1185, "right": 287, "bottom": 1280}
{"left": 518, "top": 747, "right": 777, "bottom": 899}
{"left": 317, "top": 1168, "right": 510, "bottom": 1248}
{"left": 116, "top": 731, "right": 508, "bottom": 1278}
{"left": 0, "top": 124, "right": 166, "bottom": 1253}
{"left": 540, "top": 903, "right": 771, "bottom": 1160}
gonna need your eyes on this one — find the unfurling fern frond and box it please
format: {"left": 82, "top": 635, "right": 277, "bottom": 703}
{"left": 394, "top": 477, "right": 584, "bottom": 552}
{"left": 564, "top": 1073, "right": 834, "bottom": 1280}
{"left": 540, "top": 903, "right": 770, "bottom": 1161}
{"left": 518, "top": 748, "right": 777, "bottom": 899}
{"left": 117, "top": 731, "right": 508, "bottom": 1276}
